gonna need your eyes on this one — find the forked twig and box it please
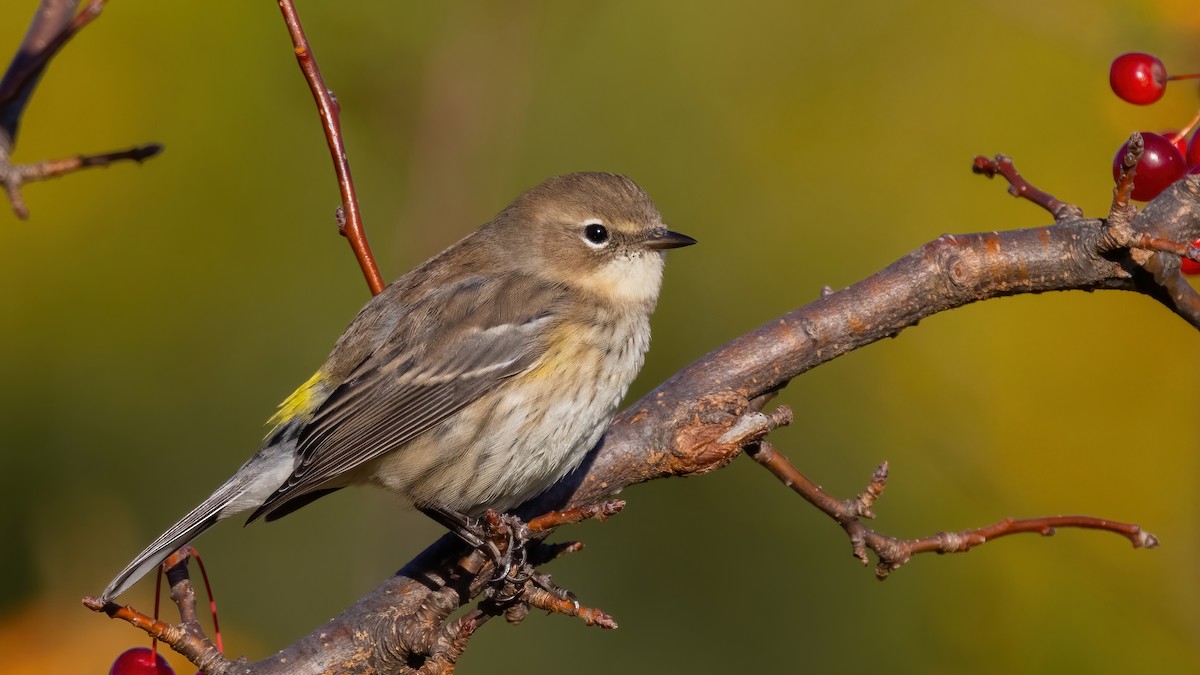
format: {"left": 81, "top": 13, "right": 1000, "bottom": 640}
{"left": 746, "top": 440, "right": 1158, "bottom": 579}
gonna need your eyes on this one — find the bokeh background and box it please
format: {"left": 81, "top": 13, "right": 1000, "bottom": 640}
{"left": 1, "top": 2, "right": 1197, "bottom": 673}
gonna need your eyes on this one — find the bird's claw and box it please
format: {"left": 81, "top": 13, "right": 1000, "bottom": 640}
{"left": 477, "top": 510, "right": 533, "bottom": 598}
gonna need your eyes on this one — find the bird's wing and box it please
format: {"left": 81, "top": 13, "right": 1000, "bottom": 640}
{"left": 248, "top": 273, "right": 565, "bottom": 522}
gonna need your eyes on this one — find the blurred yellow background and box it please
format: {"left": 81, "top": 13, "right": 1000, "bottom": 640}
{"left": 1, "top": 2, "right": 1197, "bottom": 673}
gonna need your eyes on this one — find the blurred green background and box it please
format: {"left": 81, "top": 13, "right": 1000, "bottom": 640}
{"left": 1, "top": 1, "right": 1197, "bottom": 673}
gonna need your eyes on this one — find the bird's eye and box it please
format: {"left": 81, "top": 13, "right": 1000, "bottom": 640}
{"left": 583, "top": 222, "right": 609, "bottom": 246}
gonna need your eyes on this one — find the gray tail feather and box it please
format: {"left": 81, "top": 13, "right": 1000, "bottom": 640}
{"left": 100, "top": 478, "right": 248, "bottom": 603}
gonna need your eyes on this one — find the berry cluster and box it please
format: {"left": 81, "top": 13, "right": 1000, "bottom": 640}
{"left": 1108, "top": 52, "right": 1200, "bottom": 274}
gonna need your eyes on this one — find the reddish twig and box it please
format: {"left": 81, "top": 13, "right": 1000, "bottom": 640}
{"left": 471, "top": 566, "right": 613, "bottom": 630}
{"left": 527, "top": 500, "right": 626, "bottom": 532}
{"left": 900, "top": 515, "right": 1159, "bottom": 555}
{"left": 972, "top": 154, "right": 1084, "bottom": 221}
{"left": 1123, "top": 232, "right": 1200, "bottom": 263}
{"left": 864, "top": 515, "right": 1158, "bottom": 581}
{"left": 524, "top": 587, "right": 618, "bottom": 629}
{"left": 746, "top": 441, "right": 886, "bottom": 527}
{"left": 276, "top": 0, "right": 384, "bottom": 296}
{"left": 745, "top": 440, "right": 1158, "bottom": 580}
{"left": 83, "top": 595, "right": 185, "bottom": 643}
{"left": 82, "top": 594, "right": 228, "bottom": 673}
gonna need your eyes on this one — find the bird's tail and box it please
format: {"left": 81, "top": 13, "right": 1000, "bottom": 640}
{"left": 100, "top": 475, "right": 249, "bottom": 603}
{"left": 100, "top": 435, "right": 300, "bottom": 603}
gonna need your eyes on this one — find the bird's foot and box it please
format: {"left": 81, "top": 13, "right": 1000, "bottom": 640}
{"left": 478, "top": 509, "right": 531, "bottom": 585}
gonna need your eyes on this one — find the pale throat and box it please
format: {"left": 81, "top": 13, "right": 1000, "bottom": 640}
{"left": 577, "top": 252, "right": 665, "bottom": 305}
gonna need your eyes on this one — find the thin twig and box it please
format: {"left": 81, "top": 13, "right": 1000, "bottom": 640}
{"left": 17, "top": 143, "right": 162, "bottom": 181}
{"left": 524, "top": 587, "right": 618, "bottom": 629}
{"left": 1, "top": 143, "right": 163, "bottom": 218}
{"left": 527, "top": 500, "right": 625, "bottom": 532}
{"left": 745, "top": 440, "right": 1158, "bottom": 580}
{"left": 83, "top": 594, "right": 230, "bottom": 674}
{"left": 276, "top": 0, "right": 385, "bottom": 295}
{"left": 899, "top": 515, "right": 1159, "bottom": 555}
{"left": 972, "top": 154, "right": 1084, "bottom": 221}
{"left": 1121, "top": 232, "right": 1200, "bottom": 262}
{"left": 744, "top": 441, "right": 882, "bottom": 525}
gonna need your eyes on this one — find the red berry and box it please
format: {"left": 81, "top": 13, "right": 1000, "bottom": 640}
{"left": 1187, "top": 129, "right": 1200, "bottom": 168}
{"left": 1112, "top": 132, "right": 1186, "bottom": 201}
{"left": 1182, "top": 238, "right": 1200, "bottom": 276}
{"left": 110, "top": 647, "right": 174, "bottom": 675}
{"left": 1110, "top": 53, "right": 1168, "bottom": 105}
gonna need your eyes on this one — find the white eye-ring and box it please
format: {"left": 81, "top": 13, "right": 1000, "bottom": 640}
{"left": 582, "top": 218, "right": 609, "bottom": 247}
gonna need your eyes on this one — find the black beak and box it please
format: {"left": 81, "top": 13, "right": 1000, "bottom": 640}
{"left": 644, "top": 228, "right": 697, "bottom": 250}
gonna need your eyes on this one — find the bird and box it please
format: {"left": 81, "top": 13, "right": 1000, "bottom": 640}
{"left": 100, "top": 171, "right": 694, "bottom": 602}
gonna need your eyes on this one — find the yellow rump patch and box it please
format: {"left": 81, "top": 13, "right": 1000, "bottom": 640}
{"left": 267, "top": 371, "right": 326, "bottom": 429}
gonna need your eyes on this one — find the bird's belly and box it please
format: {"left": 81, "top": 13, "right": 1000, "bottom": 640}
{"left": 368, "top": 320, "right": 648, "bottom": 514}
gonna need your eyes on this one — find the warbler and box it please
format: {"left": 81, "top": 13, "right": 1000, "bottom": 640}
{"left": 100, "top": 171, "right": 694, "bottom": 602}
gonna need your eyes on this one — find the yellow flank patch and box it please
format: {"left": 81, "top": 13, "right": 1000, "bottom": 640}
{"left": 267, "top": 371, "right": 326, "bottom": 428}
{"left": 526, "top": 347, "right": 568, "bottom": 380}
{"left": 526, "top": 328, "right": 592, "bottom": 380}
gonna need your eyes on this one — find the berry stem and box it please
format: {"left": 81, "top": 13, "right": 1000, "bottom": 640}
{"left": 1166, "top": 72, "right": 1200, "bottom": 81}
{"left": 151, "top": 566, "right": 162, "bottom": 666}
{"left": 188, "top": 546, "right": 224, "bottom": 655}
{"left": 1174, "top": 107, "right": 1200, "bottom": 143}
